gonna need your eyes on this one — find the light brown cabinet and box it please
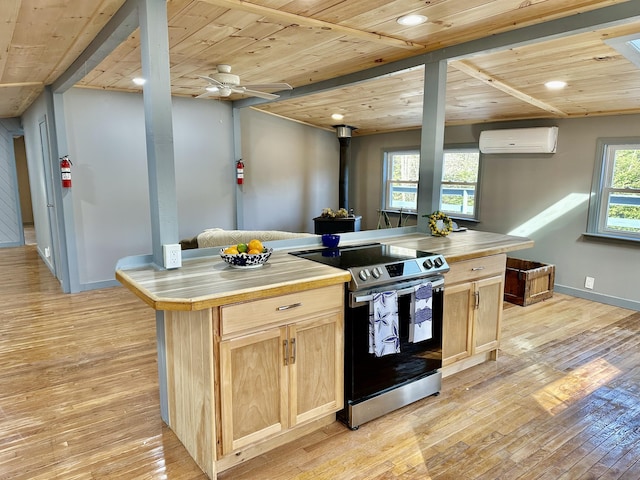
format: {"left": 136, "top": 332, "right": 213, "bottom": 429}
{"left": 442, "top": 254, "right": 506, "bottom": 373}
{"left": 217, "top": 285, "right": 344, "bottom": 457}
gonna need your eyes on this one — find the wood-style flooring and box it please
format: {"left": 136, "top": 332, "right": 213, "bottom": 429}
{"left": 1, "top": 245, "right": 638, "bottom": 479}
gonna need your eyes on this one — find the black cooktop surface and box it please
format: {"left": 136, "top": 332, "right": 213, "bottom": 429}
{"left": 289, "top": 242, "right": 435, "bottom": 269}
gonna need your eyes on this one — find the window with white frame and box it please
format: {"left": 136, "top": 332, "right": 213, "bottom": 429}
{"left": 440, "top": 148, "right": 480, "bottom": 220}
{"left": 587, "top": 139, "right": 640, "bottom": 240}
{"left": 383, "top": 150, "right": 419, "bottom": 211}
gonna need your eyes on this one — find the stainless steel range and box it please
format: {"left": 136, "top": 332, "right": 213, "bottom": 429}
{"left": 290, "top": 242, "right": 449, "bottom": 429}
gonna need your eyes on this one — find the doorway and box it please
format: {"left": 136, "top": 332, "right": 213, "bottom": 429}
{"left": 13, "top": 136, "right": 36, "bottom": 245}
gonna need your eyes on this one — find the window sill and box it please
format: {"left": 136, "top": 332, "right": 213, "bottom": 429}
{"left": 582, "top": 232, "right": 640, "bottom": 245}
{"left": 448, "top": 216, "right": 480, "bottom": 224}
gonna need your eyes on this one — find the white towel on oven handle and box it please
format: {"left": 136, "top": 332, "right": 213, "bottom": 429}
{"left": 409, "top": 282, "right": 433, "bottom": 343}
{"left": 368, "top": 291, "right": 400, "bottom": 357}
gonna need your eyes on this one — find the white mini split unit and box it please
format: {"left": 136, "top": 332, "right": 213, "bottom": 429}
{"left": 479, "top": 126, "right": 559, "bottom": 154}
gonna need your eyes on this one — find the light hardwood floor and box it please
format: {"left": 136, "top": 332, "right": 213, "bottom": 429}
{"left": 1, "top": 245, "right": 638, "bottom": 479}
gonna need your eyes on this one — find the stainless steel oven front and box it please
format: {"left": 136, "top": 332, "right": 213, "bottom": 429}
{"left": 339, "top": 275, "right": 444, "bottom": 430}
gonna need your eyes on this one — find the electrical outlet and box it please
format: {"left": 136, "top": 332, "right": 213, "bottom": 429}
{"left": 163, "top": 244, "right": 182, "bottom": 269}
{"left": 44, "top": 247, "right": 50, "bottom": 258}
{"left": 585, "top": 276, "right": 595, "bottom": 290}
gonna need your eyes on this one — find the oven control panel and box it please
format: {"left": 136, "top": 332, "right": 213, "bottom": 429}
{"left": 349, "top": 254, "right": 449, "bottom": 290}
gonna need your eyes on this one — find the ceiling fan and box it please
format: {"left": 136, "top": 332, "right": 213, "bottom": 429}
{"left": 197, "top": 64, "right": 292, "bottom": 100}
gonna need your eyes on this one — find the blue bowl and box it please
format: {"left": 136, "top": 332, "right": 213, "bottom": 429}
{"left": 321, "top": 234, "right": 340, "bottom": 248}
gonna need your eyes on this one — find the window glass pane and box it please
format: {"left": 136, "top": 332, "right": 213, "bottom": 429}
{"left": 390, "top": 153, "right": 419, "bottom": 181}
{"left": 441, "top": 184, "right": 476, "bottom": 215}
{"left": 440, "top": 150, "right": 480, "bottom": 218}
{"left": 611, "top": 149, "right": 640, "bottom": 189}
{"left": 605, "top": 191, "right": 640, "bottom": 233}
{"left": 388, "top": 182, "right": 417, "bottom": 210}
{"left": 442, "top": 152, "right": 479, "bottom": 183}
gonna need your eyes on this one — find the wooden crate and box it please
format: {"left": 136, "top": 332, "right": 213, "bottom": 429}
{"left": 504, "top": 258, "right": 555, "bottom": 306}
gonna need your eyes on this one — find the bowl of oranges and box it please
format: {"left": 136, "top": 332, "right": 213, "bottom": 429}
{"left": 220, "top": 239, "right": 273, "bottom": 268}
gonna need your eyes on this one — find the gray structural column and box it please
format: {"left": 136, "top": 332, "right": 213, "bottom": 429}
{"left": 233, "top": 106, "right": 244, "bottom": 229}
{"left": 138, "top": 0, "right": 178, "bottom": 423}
{"left": 138, "top": 0, "right": 179, "bottom": 263}
{"left": 417, "top": 59, "right": 447, "bottom": 233}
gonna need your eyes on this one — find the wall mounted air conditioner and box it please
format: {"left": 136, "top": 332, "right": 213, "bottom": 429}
{"left": 479, "top": 126, "right": 559, "bottom": 154}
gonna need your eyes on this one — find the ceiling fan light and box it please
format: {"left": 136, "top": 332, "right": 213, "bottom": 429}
{"left": 396, "top": 14, "right": 427, "bottom": 26}
{"left": 545, "top": 80, "right": 567, "bottom": 90}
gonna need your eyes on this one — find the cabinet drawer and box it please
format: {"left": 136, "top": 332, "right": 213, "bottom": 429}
{"left": 445, "top": 254, "right": 506, "bottom": 285}
{"left": 221, "top": 284, "right": 343, "bottom": 336}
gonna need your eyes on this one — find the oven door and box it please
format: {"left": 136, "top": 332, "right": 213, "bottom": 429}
{"left": 344, "top": 276, "right": 444, "bottom": 404}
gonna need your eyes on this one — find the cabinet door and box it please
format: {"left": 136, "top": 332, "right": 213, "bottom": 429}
{"left": 288, "top": 311, "right": 344, "bottom": 426}
{"left": 442, "top": 282, "right": 474, "bottom": 366}
{"left": 473, "top": 275, "right": 504, "bottom": 354}
{"left": 219, "top": 327, "right": 288, "bottom": 454}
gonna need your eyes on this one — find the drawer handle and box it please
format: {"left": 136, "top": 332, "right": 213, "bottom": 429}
{"left": 277, "top": 302, "right": 302, "bottom": 311}
{"left": 471, "top": 266, "right": 485, "bottom": 271}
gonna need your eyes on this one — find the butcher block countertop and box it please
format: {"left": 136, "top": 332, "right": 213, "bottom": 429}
{"left": 116, "top": 251, "right": 352, "bottom": 311}
{"left": 376, "top": 229, "right": 534, "bottom": 263}
{"left": 116, "top": 229, "right": 532, "bottom": 311}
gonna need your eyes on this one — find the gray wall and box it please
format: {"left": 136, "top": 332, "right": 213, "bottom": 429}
{"left": 0, "top": 121, "right": 22, "bottom": 246}
{"left": 60, "top": 88, "right": 235, "bottom": 287}
{"left": 21, "top": 96, "right": 57, "bottom": 271}
{"left": 16, "top": 89, "right": 338, "bottom": 289}
{"left": 240, "top": 109, "right": 339, "bottom": 233}
{"left": 352, "top": 115, "right": 640, "bottom": 309}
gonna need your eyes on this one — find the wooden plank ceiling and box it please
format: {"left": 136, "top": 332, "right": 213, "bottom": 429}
{"left": 1, "top": 0, "right": 640, "bottom": 135}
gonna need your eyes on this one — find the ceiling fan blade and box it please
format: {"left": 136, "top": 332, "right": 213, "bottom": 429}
{"left": 198, "top": 75, "right": 224, "bottom": 87}
{"left": 243, "top": 82, "right": 292, "bottom": 91}
{"left": 195, "top": 92, "right": 214, "bottom": 99}
{"left": 239, "top": 88, "right": 280, "bottom": 100}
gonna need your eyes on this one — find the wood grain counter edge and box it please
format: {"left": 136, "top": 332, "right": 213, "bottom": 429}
{"left": 116, "top": 268, "right": 351, "bottom": 311}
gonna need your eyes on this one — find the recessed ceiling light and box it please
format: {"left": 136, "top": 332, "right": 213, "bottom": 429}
{"left": 331, "top": 113, "right": 344, "bottom": 121}
{"left": 132, "top": 77, "right": 146, "bottom": 86}
{"left": 396, "top": 14, "right": 427, "bottom": 27}
{"left": 545, "top": 80, "right": 567, "bottom": 90}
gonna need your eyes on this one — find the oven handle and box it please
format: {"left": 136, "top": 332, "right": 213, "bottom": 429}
{"left": 352, "top": 277, "right": 444, "bottom": 305}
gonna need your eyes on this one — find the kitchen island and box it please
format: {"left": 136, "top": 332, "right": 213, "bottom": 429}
{"left": 116, "top": 228, "right": 532, "bottom": 479}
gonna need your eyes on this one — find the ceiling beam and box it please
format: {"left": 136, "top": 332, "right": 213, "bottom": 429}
{"left": 450, "top": 59, "right": 568, "bottom": 116}
{"left": 0, "top": 82, "right": 44, "bottom": 88}
{"left": 52, "top": 0, "right": 140, "bottom": 93}
{"left": 197, "top": 0, "right": 426, "bottom": 50}
{"left": 234, "top": 0, "right": 640, "bottom": 109}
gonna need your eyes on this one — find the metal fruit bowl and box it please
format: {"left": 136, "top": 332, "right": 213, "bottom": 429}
{"left": 220, "top": 248, "right": 273, "bottom": 269}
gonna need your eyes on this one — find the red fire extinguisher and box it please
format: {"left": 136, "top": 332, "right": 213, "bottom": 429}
{"left": 60, "top": 155, "right": 72, "bottom": 188}
{"left": 236, "top": 159, "right": 244, "bottom": 185}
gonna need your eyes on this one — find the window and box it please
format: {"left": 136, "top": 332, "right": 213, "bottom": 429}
{"left": 383, "top": 150, "right": 419, "bottom": 211}
{"left": 440, "top": 148, "right": 480, "bottom": 219}
{"left": 587, "top": 139, "right": 640, "bottom": 241}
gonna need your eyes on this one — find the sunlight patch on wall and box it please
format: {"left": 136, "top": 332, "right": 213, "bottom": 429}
{"left": 508, "top": 193, "right": 589, "bottom": 237}
{"left": 532, "top": 358, "right": 621, "bottom": 415}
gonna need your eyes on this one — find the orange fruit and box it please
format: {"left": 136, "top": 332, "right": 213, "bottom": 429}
{"left": 223, "top": 246, "right": 239, "bottom": 254}
{"left": 248, "top": 239, "right": 263, "bottom": 252}
{"left": 248, "top": 248, "right": 262, "bottom": 255}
